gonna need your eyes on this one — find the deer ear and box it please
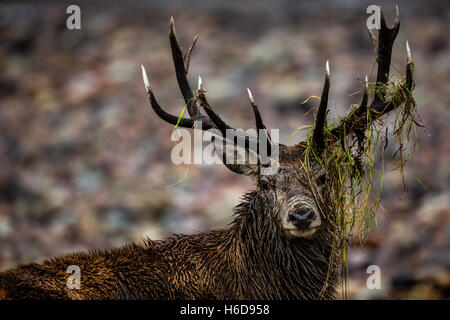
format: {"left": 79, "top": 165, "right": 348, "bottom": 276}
{"left": 210, "top": 131, "right": 260, "bottom": 176}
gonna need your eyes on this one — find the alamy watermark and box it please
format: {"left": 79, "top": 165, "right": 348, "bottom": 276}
{"left": 66, "top": 5, "right": 81, "bottom": 30}
{"left": 366, "top": 5, "right": 381, "bottom": 30}
{"left": 66, "top": 265, "right": 81, "bottom": 289}
{"left": 366, "top": 265, "right": 381, "bottom": 290}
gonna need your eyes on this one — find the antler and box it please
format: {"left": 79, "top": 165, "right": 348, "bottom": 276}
{"left": 143, "top": 7, "right": 414, "bottom": 170}
{"left": 142, "top": 17, "right": 272, "bottom": 166}
{"left": 197, "top": 84, "right": 272, "bottom": 153}
{"left": 312, "top": 60, "right": 331, "bottom": 151}
{"left": 312, "top": 6, "right": 414, "bottom": 150}
{"left": 142, "top": 17, "right": 214, "bottom": 130}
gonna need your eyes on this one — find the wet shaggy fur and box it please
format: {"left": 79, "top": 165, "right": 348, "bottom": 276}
{"left": 0, "top": 144, "right": 340, "bottom": 299}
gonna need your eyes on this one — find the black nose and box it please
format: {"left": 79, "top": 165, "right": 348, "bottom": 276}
{"left": 288, "top": 209, "right": 315, "bottom": 230}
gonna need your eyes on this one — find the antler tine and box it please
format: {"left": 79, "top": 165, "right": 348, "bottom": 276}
{"left": 143, "top": 17, "right": 223, "bottom": 130}
{"left": 247, "top": 89, "right": 268, "bottom": 133}
{"left": 355, "top": 75, "right": 369, "bottom": 117}
{"left": 370, "top": 6, "right": 400, "bottom": 111}
{"left": 141, "top": 65, "right": 206, "bottom": 129}
{"left": 367, "top": 28, "right": 378, "bottom": 57}
{"left": 183, "top": 35, "right": 198, "bottom": 75}
{"left": 247, "top": 88, "right": 272, "bottom": 154}
{"left": 197, "top": 83, "right": 234, "bottom": 137}
{"left": 169, "top": 17, "right": 206, "bottom": 121}
{"left": 312, "top": 60, "right": 330, "bottom": 152}
{"left": 197, "top": 81, "right": 269, "bottom": 155}
{"left": 329, "top": 7, "right": 414, "bottom": 141}
{"left": 405, "top": 41, "right": 414, "bottom": 90}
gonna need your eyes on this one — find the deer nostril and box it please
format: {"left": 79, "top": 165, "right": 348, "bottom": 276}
{"left": 288, "top": 209, "right": 315, "bottom": 230}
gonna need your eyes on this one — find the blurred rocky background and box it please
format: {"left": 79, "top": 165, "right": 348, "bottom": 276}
{"left": 0, "top": 0, "right": 448, "bottom": 299}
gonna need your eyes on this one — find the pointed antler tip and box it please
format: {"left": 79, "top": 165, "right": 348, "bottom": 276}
{"left": 406, "top": 41, "right": 411, "bottom": 61}
{"left": 141, "top": 65, "right": 150, "bottom": 91}
{"left": 198, "top": 76, "right": 203, "bottom": 90}
{"left": 365, "top": 75, "right": 369, "bottom": 86}
{"left": 325, "top": 60, "right": 330, "bottom": 75}
{"left": 169, "top": 17, "right": 175, "bottom": 32}
{"left": 394, "top": 5, "right": 400, "bottom": 28}
{"left": 247, "top": 88, "right": 255, "bottom": 103}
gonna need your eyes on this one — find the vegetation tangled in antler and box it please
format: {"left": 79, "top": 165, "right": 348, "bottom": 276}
{"left": 302, "top": 8, "right": 420, "bottom": 297}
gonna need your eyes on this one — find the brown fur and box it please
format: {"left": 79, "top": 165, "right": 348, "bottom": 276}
{"left": 0, "top": 144, "right": 340, "bottom": 300}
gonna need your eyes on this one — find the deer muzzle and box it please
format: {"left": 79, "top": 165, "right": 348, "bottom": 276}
{"left": 283, "top": 205, "right": 322, "bottom": 238}
{"left": 288, "top": 209, "right": 316, "bottom": 230}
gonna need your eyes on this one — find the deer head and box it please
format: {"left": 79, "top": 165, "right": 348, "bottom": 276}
{"left": 141, "top": 6, "right": 413, "bottom": 240}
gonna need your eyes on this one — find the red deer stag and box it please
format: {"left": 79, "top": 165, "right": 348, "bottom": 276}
{"left": 0, "top": 7, "right": 414, "bottom": 299}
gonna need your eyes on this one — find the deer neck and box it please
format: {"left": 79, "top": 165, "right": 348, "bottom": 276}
{"left": 224, "top": 191, "right": 339, "bottom": 299}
